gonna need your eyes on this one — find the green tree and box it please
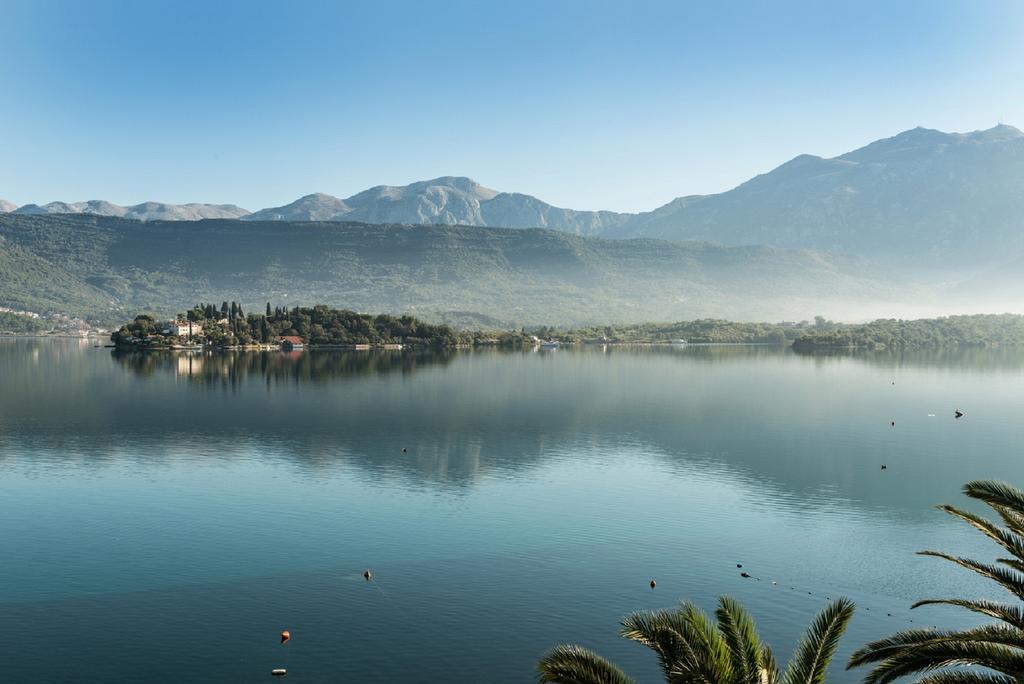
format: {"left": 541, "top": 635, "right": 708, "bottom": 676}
{"left": 849, "top": 480, "right": 1024, "bottom": 684}
{"left": 538, "top": 595, "right": 854, "bottom": 684}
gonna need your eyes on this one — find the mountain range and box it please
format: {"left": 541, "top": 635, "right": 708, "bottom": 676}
{"left": 3, "top": 124, "right": 1024, "bottom": 325}
{"left": 5, "top": 124, "right": 1023, "bottom": 265}
{"left": 4, "top": 200, "right": 250, "bottom": 221}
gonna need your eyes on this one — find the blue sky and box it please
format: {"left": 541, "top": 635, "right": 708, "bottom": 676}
{"left": 2, "top": 0, "right": 1023, "bottom": 212}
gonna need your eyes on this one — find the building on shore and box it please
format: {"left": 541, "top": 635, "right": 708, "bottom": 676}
{"left": 276, "top": 335, "right": 304, "bottom": 350}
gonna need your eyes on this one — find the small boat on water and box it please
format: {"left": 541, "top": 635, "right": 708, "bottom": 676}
{"left": 670, "top": 339, "right": 688, "bottom": 345}
{"left": 540, "top": 340, "right": 561, "bottom": 349}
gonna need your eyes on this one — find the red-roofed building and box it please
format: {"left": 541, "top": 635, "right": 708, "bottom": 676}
{"left": 277, "top": 335, "right": 304, "bottom": 350}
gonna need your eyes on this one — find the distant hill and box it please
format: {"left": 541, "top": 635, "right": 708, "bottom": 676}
{"left": 0, "top": 213, "right": 902, "bottom": 325}
{"left": 12, "top": 200, "right": 250, "bottom": 221}
{"left": 244, "top": 176, "right": 631, "bottom": 235}
{"left": 609, "top": 124, "right": 1024, "bottom": 267}
{"left": 242, "top": 192, "right": 351, "bottom": 222}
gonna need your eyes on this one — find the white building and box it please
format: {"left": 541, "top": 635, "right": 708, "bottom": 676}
{"left": 169, "top": 320, "right": 201, "bottom": 337}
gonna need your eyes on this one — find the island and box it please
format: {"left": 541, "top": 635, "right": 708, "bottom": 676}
{"left": 110, "top": 302, "right": 533, "bottom": 350}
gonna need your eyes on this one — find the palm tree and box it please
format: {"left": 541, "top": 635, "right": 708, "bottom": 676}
{"left": 848, "top": 479, "right": 1024, "bottom": 684}
{"left": 538, "top": 595, "right": 854, "bottom": 684}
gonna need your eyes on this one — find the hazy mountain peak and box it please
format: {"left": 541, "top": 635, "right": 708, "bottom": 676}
{"left": 242, "top": 193, "right": 350, "bottom": 222}
{"left": 604, "top": 122, "right": 1024, "bottom": 267}
{"left": 125, "top": 202, "right": 250, "bottom": 221}
{"left": 11, "top": 199, "right": 249, "bottom": 221}
{"left": 838, "top": 126, "right": 955, "bottom": 162}
{"left": 967, "top": 123, "right": 1024, "bottom": 141}
{"left": 345, "top": 176, "right": 498, "bottom": 204}
{"left": 14, "top": 200, "right": 128, "bottom": 216}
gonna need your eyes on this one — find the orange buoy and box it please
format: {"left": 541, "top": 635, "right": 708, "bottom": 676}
{"left": 650, "top": 579, "right": 656, "bottom": 589}
{"left": 280, "top": 630, "right": 290, "bottom": 645}
{"left": 363, "top": 569, "right": 373, "bottom": 581}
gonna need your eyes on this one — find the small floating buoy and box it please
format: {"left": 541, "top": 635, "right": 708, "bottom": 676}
{"left": 771, "top": 581, "right": 777, "bottom": 585}
{"left": 891, "top": 421, "right": 895, "bottom": 427}
{"left": 650, "top": 579, "right": 656, "bottom": 589}
{"left": 402, "top": 448, "right": 407, "bottom": 453}
{"left": 271, "top": 669, "right": 287, "bottom": 677}
{"left": 881, "top": 465, "right": 887, "bottom": 470}
{"left": 363, "top": 569, "right": 373, "bottom": 581}
{"left": 280, "top": 630, "right": 290, "bottom": 645}
{"left": 740, "top": 572, "right": 751, "bottom": 578}
{"left": 736, "top": 563, "right": 742, "bottom": 568}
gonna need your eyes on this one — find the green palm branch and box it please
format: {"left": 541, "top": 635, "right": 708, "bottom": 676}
{"left": 538, "top": 595, "right": 854, "bottom": 684}
{"left": 848, "top": 480, "right": 1024, "bottom": 683}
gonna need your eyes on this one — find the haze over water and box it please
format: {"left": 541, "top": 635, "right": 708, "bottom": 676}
{"left": 1, "top": 339, "right": 1021, "bottom": 682}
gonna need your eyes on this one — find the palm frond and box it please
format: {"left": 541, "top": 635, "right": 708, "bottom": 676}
{"left": 537, "top": 644, "right": 637, "bottom": 684}
{"left": 781, "top": 598, "right": 855, "bottom": 684}
{"left": 716, "top": 596, "right": 764, "bottom": 684}
{"left": 848, "top": 628, "right": 951, "bottom": 668}
{"left": 917, "top": 551, "right": 1024, "bottom": 600}
{"left": 911, "top": 598, "right": 1024, "bottom": 631}
{"left": 620, "top": 609, "right": 689, "bottom": 681}
{"left": 667, "top": 603, "right": 734, "bottom": 684}
{"left": 915, "top": 670, "right": 1017, "bottom": 684}
{"left": 859, "top": 641, "right": 1024, "bottom": 684}
{"left": 991, "top": 505, "right": 1024, "bottom": 540}
{"left": 936, "top": 505, "right": 1024, "bottom": 562}
{"left": 963, "top": 481, "right": 1024, "bottom": 518}
{"left": 759, "top": 644, "right": 780, "bottom": 684}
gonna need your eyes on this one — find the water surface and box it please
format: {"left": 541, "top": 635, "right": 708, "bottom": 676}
{"left": 1, "top": 340, "right": 1021, "bottom": 682}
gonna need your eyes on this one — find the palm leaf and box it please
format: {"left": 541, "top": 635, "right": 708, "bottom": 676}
{"left": 848, "top": 628, "right": 953, "bottom": 668}
{"left": 716, "top": 595, "right": 764, "bottom": 684}
{"left": 917, "top": 551, "right": 1024, "bottom": 601}
{"left": 759, "top": 644, "right": 780, "bottom": 684}
{"left": 963, "top": 481, "right": 1024, "bottom": 518}
{"left": 936, "top": 505, "right": 1024, "bottom": 563}
{"left": 915, "top": 671, "right": 1017, "bottom": 684}
{"left": 781, "top": 598, "right": 855, "bottom": 684}
{"left": 537, "top": 644, "right": 637, "bottom": 684}
{"left": 620, "top": 609, "right": 689, "bottom": 681}
{"left": 858, "top": 641, "right": 1024, "bottom": 684}
{"left": 911, "top": 598, "right": 1024, "bottom": 631}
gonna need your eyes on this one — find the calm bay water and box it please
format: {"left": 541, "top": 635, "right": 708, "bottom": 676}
{"left": 1, "top": 339, "right": 1023, "bottom": 682}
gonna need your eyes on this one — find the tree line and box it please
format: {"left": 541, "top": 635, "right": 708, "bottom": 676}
{"left": 792, "top": 314, "right": 1024, "bottom": 351}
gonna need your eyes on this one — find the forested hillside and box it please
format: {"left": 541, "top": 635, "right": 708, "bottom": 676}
{"left": 0, "top": 214, "right": 897, "bottom": 325}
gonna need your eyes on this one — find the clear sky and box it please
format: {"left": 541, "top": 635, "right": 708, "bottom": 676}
{"left": 2, "top": 0, "right": 1023, "bottom": 212}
